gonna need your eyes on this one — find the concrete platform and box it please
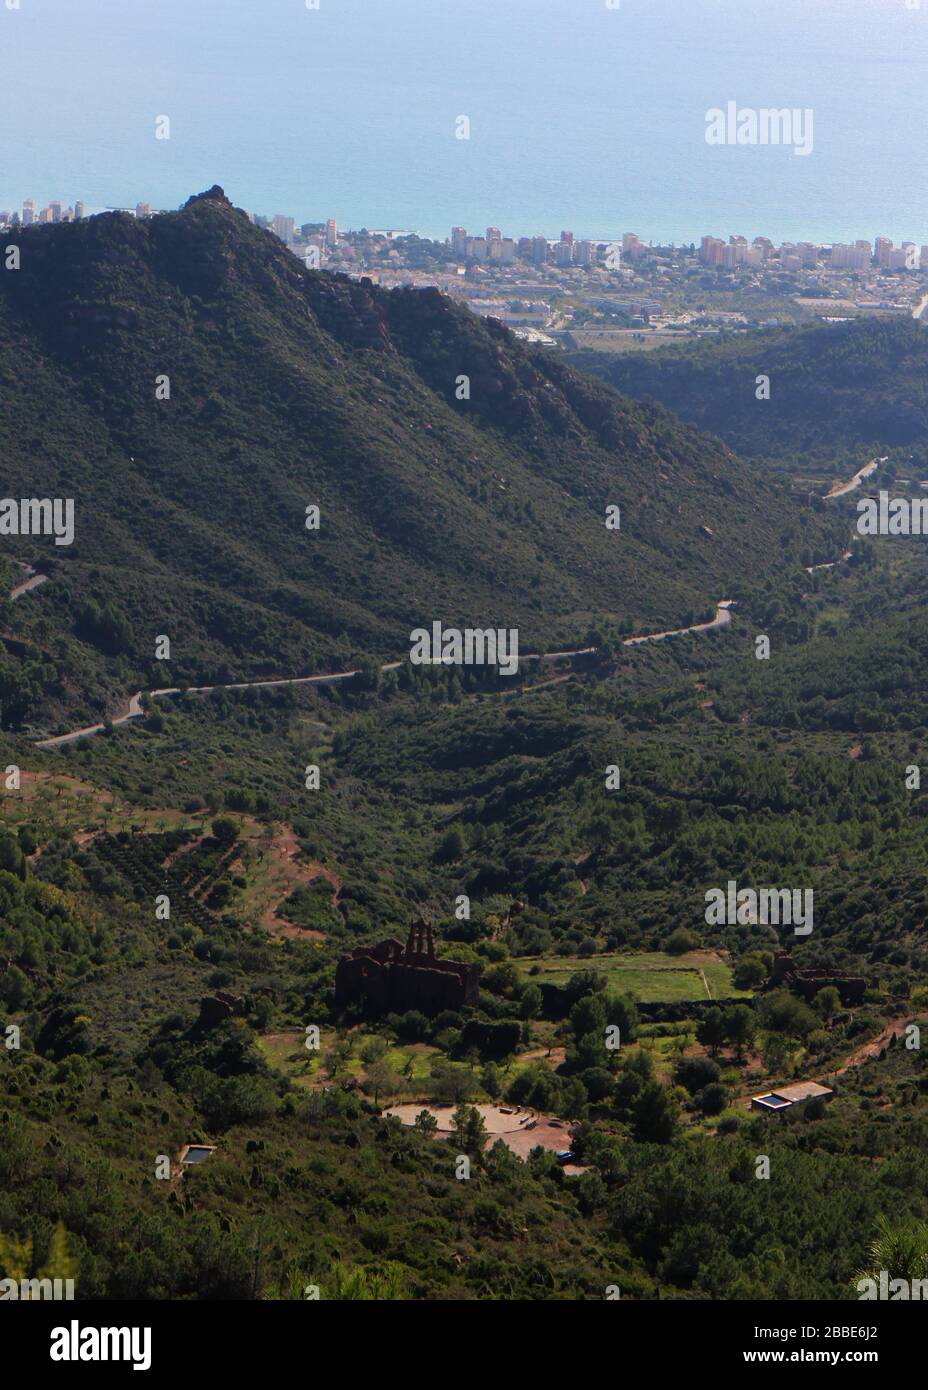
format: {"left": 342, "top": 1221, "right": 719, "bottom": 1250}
{"left": 383, "top": 1103, "right": 577, "bottom": 1160}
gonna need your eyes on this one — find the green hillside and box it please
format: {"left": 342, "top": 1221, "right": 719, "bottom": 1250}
{"left": 3, "top": 552, "right": 928, "bottom": 1299}
{"left": 568, "top": 317, "right": 928, "bottom": 477}
{"left": 0, "top": 187, "right": 841, "bottom": 734}
{"left": 2, "top": 191, "right": 926, "bottom": 1307}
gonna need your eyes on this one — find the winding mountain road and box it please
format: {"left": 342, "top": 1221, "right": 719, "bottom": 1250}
{"left": 34, "top": 668, "right": 406, "bottom": 750}
{"left": 8, "top": 567, "right": 739, "bottom": 750}
{"left": 9, "top": 561, "right": 49, "bottom": 603}
{"left": 824, "top": 1013, "right": 928, "bottom": 1078}
{"left": 824, "top": 455, "right": 887, "bottom": 500}
{"left": 623, "top": 599, "right": 732, "bottom": 646}
{"left": 805, "top": 548, "right": 852, "bottom": 574}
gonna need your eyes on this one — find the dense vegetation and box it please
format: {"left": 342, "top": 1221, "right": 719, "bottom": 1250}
{"left": 0, "top": 187, "right": 841, "bottom": 735}
{"left": 1, "top": 197, "right": 926, "bottom": 1301}
{"left": 568, "top": 317, "right": 928, "bottom": 478}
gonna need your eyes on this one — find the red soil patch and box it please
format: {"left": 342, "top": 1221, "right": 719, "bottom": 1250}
{"left": 493, "top": 1115, "right": 576, "bottom": 1161}
{"left": 278, "top": 923, "right": 328, "bottom": 941}
{"left": 257, "top": 824, "right": 342, "bottom": 938}
{"left": 383, "top": 1103, "right": 577, "bottom": 1160}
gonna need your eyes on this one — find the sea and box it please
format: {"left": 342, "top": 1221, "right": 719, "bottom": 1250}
{"left": 1, "top": 0, "right": 926, "bottom": 248}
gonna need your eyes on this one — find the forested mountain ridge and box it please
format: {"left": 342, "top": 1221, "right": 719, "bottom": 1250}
{"left": 568, "top": 317, "right": 928, "bottom": 475}
{"left": 3, "top": 192, "right": 925, "bottom": 1307}
{"left": 0, "top": 187, "right": 842, "bottom": 732}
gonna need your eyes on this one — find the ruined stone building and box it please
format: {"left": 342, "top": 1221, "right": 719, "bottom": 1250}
{"left": 334, "top": 918, "right": 480, "bottom": 1015}
{"left": 196, "top": 990, "right": 246, "bottom": 1031}
{"left": 770, "top": 951, "right": 865, "bottom": 1006}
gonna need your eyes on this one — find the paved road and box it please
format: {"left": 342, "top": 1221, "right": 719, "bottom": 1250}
{"left": 10, "top": 569, "right": 49, "bottom": 602}
{"left": 805, "top": 548, "right": 852, "bottom": 574}
{"left": 622, "top": 600, "right": 733, "bottom": 646}
{"left": 11, "top": 565, "right": 739, "bottom": 749}
{"left": 34, "top": 667, "right": 407, "bottom": 750}
{"left": 824, "top": 455, "right": 887, "bottom": 500}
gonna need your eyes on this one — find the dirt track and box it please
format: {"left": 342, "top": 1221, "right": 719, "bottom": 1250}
{"left": 826, "top": 1013, "right": 928, "bottom": 1078}
{"left": 735, "top": 1012, "right": 928, "bottom": 1103}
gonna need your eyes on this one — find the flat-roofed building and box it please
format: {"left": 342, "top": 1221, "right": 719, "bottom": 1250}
{"left": 750, "top": 1081, "right": 834, "bottom": 1114}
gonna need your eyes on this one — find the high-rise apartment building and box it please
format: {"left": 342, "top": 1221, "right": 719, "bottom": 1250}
{"left": 700, "top": 235, "right": 724, "bottom": 266}
{"left": 890, "top": 245, "right": 916, "bottom": 270}
{"left": 834, "top": 239, "right": 873, "bottom": 269}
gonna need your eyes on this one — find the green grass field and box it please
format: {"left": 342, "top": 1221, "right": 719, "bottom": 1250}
{"left": 518, "top": 951, "right": 750, "bottom": 1002}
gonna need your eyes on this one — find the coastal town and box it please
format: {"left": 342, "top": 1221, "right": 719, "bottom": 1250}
{"left": 5, "top": 195, "right": 928, "bottom": 354}
{"left": 332, "top": 225, "right": 928, "bottom": 352}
